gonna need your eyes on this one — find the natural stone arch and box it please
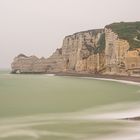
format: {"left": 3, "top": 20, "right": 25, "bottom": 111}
{"left": 12, "top": 69, "right": 21, "bottom": 74}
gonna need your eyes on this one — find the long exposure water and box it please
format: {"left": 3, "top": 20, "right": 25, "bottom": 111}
{"left": 0, "top": 71, "right": 140, "bottom": 140}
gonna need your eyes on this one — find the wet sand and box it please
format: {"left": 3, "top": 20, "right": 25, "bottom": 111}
{"left": 11, "top": 71, "right": 140, "bottom": 83}
{"left": 55, "top": 72, "right": 140, "bottom": 83}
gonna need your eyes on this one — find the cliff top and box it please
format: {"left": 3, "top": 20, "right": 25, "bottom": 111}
{"left": 17, "top": 54, "right": 28, "bottom": 58}
{"left": 65, "top": 29, "right": 103, "bottom": 38}
{"left": 106, "top": 21, "right": 140, "bottom": 49}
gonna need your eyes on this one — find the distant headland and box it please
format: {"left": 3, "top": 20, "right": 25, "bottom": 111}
{"left": 11, "top": 21, "right": 140, "bottom": 77}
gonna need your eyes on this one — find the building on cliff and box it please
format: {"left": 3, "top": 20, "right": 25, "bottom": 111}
{"left": 11, "top": 22, "right": 140, "bottom": 76}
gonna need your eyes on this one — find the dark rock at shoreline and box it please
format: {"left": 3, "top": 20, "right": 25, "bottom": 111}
{"left": 124, "top": 116, "right": 140, "bottom": 121}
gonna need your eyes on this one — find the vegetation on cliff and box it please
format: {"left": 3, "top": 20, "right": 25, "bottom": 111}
{"left": 95, "top": 33, "right": 105, "bottom": 53}
{"left": 82, "top": 32, "right": 105, "bottom": 54}
{"left": 106, "top": 21, "right": 140, "bottom": 49}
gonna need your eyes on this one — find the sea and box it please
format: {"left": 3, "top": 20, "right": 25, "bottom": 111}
{"left": 0, "top": 70, "right": 140, "bottom": 140}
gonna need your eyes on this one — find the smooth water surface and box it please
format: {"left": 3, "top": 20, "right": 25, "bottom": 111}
{"left": 0, "top": 71, "right": 140, "bottom": 140}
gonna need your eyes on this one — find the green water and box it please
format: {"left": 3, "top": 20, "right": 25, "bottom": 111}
{"left": 0, "top": 71, "right": 140, "bottom": 140}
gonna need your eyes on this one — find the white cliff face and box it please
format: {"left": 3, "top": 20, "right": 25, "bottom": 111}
{"left": 11, "top": 54, "right": 48, "bottom": 73}
{"left": 125, "top": 49, "right": 140, "bottom": 75}
{"left": 60, "top": 29, "right": 104, "bottom": 72}
{"left": 11, "top": 22, "right": 140, "bottom": 75}
{"left": 105, "top": 28, "right": 130, "bottom": 74}
{"left": 46, "top": 49, "right": 65, "bottom": 73}
{"left": 11, "top": 29, "right": 105, "bottom": 74}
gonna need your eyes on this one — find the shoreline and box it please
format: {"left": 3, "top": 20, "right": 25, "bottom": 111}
{"left": 10, "top": 71, "right": 140, "bottom": 83}
{"left": 55, "top": 72, "right": 140, "bottom": 83}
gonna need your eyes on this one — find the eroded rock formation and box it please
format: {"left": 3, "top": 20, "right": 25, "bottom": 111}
{"left": 11, "top": 54, "right": 48, "bottom": 73}
{"left": 11, "top": 22, "right": 140, "bottom": 76}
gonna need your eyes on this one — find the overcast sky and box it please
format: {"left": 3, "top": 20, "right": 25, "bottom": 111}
{"left": 0, "top": 0, "right": 140, "bottom": 68}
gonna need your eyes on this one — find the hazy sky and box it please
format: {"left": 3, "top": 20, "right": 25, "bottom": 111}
{"left": 0, "top": 0, "right": 140, "bottom": 68}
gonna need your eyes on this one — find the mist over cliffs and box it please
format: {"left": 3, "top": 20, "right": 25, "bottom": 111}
{"left": 11, "top": 21, "right": 140, "bottom": 76}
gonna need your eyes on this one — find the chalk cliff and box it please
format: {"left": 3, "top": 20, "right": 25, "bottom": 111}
{"left": 11, "top": 54, "right": 48, "bottom": 73}
{"left": 11, "top": 22, "right": 140, "bottom": 76}
{"left": 49, "top": 29, "right": 105, "bottom": 73}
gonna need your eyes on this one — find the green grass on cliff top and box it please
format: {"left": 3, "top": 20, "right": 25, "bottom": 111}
{"left": 106, "top": 21, "right": 140, "bottom": 49}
